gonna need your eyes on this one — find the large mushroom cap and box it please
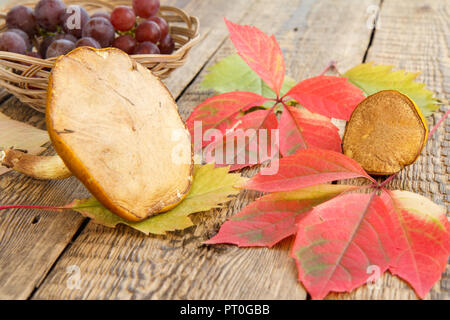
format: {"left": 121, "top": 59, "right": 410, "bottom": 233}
{"left": 47, "top": 47, "right": 193, "bottom": 221}
{"left": 343, "top": 90, "right": 428, "bottom": 175}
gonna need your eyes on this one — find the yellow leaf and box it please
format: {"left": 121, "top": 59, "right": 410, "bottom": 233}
{"left": 67, "top": 164, "right": 247, "bottom": 235}
{"left": 344, "top": 62, "right": 439, "bottom": 116}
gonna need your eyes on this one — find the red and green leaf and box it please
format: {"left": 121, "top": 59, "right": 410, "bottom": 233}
{"left": 283, "top": 75, "right": 365, "bottom": 120}
{"left": 382, "top": 190, "right": 450, "bottom": 298}
{"left": 243, "top": 149, "right": 375, "bottom": 192}
{"left": 278, "top": 105, "right": 342, "bottom": 156}
{"left": 292, "top": 192, "right": 396, "bottom": 300}
{"left": 204, "top": 109, "right": 279, "bottom": 171}
{"left": 225, "top": 18, "right": 285, "bottom": 96}
{"left": 206, "top": 184, "right": 359, "bottom": 248}
{"left": 186, "top": 91, "right": 268, "bottom": 149}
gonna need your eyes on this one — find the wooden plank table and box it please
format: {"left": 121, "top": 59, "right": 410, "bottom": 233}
{"left": 0, "top": 0, "right": 448, "bottom": 300}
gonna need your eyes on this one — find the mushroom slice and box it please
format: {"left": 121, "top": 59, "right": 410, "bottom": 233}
{"left": 47, "top": 47, "right": 193, "bottom": 221}
{"left": 343, "top": 90, "right": 428, "bottom": 175}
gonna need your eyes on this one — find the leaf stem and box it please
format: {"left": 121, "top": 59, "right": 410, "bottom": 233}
{"left": 0, "top": 204, "right": 64, "bottom": 211}
{"left": 320, "top": 60, "right": 338, "bottom": 76}
{"left": 428, "top": 108, "right": 449, "bottom": 139}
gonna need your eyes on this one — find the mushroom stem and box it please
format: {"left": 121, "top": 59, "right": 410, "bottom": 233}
{"left": 0, "top": 149, "right": 72, "bottom": 180}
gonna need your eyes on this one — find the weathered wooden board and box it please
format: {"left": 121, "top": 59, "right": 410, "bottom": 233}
{"left": 328, "top": 0, "right": 449, "bottom": 300}
{"left": 32, "top": 0, "right": 380, "bottom": 299}
{"left": 0, "top": 0, "right": 259, "bottom": 299}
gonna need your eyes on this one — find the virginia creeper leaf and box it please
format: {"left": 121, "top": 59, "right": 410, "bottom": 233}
{"left": 225, "top": 19, "right": 285, "bottom": 96}
{"left": 66, "top": 164, "right": 247, "bottom": 235}
{"left": 186, "top": 91, "right": 268, "bottom": 149}
{"left": 205, "top": 184, "right": 359, "bottom": 248}
{"left": 382, "top": 190, "right": 450, "bottom": 298}
{"left": 243, "top": 149, "right": 375, "bottom": 192}
{"left": 344, "top": 62, "right": 439, "bottom": 117}
{"left": 205, "top": 109, "right": 279, "bottom": 171}
{"left": 279, "top": 105, "right": 342, "bottom": 156}
{"left": 283, "top": 75, "right": 366, "bottom": 120}
{"left": 202, "top": 54, "right": 296, "bottom": 98}
{"left": 292, "top": 192, "right": 395, "bottom": 300}
{"left": 0, "top": 113, "right": 49, "bottom": 176}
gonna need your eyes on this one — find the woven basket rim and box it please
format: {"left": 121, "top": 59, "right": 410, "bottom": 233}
{"left": 0, "top": 2, "right": 201, "bottom": 61}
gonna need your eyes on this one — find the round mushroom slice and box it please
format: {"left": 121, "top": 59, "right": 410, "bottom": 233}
{"left": 47, "top": 47, "right": 193, "bottom": 221}
{"left": 342, "top": 90, "right": 428, "bottom": 175}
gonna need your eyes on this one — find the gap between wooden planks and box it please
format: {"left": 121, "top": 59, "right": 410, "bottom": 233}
{"left": 30, "top": 0, "right": 382, "bottom": 299}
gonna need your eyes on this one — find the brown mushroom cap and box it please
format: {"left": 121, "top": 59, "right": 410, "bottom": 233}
{"left": 342, "top": 90, "right": 428, "bottom": 175}
{"left": 46, "top": 47, "right": 193, "bottom": 221}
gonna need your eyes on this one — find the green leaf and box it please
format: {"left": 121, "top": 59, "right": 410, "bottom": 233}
{"left": 66, "top": 164, "right": 247, "bottom": 235}
{"left": 344, "top": 62, "right": 439, "bottom": 116}
{"left": 202, "top": 54, "right": 296, "bottom": 98}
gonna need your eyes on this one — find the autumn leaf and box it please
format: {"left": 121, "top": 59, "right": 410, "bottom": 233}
{"left": 49, "top": 164, "right": 246, "bottom": 235}
{"left": 291, "top": 192, "right": 395, "bottom": 300}
{"left": 185, "top": 91, "right": 268, "bottom": 149}
{"left": 382, "top": 190, "right": 450, "bottom": 298}
{"left": 344, "top": 62, "right": 439, "bottom": 116}
{"left": 278, "top": 105, "right": 342, "bottom": 156}
{"left": 243, "top": 149, "right": 375, "bottom": 192}
{"left": 0, "top": 113, "right": 49, "bottom": 176}
{"left": 202, "top": 54, "right": 296, "bottom": 98}
{"left": 205, "top": 184, "right": 359, "bottom": 248}
{"left": 225, "top": 18, "right": 285, "bottom": 96}
{"left": 204, "top": 109, "right": 278, "bottom": 171}
{"left": 283, "top": 75, "right": 366, "bottom": 120}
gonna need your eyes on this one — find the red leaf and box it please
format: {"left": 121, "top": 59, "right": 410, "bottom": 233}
{"left": 292, "top": 192, "right": 396, "bottom": 300}
{"left": 206, "top": 184, "right": 358, "bottom": 248}
{"left": 243, "top": 149, "right": 375, "bottom": 192}
{"left": 225, "top": 18, "right": 285, "bottom": 96}
{"left": 382, "top": 190, "right": 450, "bottom": 298}
{"left": 186, "top": 91, "right": 268, "bottom": 149}
{"left": 205, "top": 109, "right": 279, "bottom": 171}
{"left": 279, "top": 105, "right": 342, "bottom": 156}
{"left": 284, "top": 75, "right": 365, "bottom": 120}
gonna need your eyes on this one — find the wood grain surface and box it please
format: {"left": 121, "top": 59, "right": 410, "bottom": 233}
{"left": 0, "top": 0, "right": 447, "bottom": 300}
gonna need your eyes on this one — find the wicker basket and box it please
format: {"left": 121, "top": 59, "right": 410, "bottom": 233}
{"left": 0, "top": 0, "right": 200, "bottom": 113}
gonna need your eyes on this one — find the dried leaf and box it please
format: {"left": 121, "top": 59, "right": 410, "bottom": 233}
{"left": 279, "top": 105, "right": 342, "bottom": 156}
{"left": 205, "top": 184, "right": 358, "bottom": 248}
{"left": 292, "top": 192, "right": 395, "bottom": 300}
{"left": 186, "top": 91, "right": 268, "bottom": 149}
{"left": 205, "top": 109, "right": 278, "bottom": 171}
{"left": 382, "top": 190, "right": 450, "bottom": 298}
{"left": 243, "top": 149, "right": 375, "bottom": 192}
{"left": 225, "top": 19, "right": 285, "bottom": 96}
{"left": 283, "top": 75, "right": 366, "bottom": 120}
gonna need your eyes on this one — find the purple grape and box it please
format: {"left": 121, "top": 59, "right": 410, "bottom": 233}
{"left": 133, "top": 41, "right": 160, "bottom": 54}
{"left": 0, "top": 31, "right": 27, "bottom": 54}
{"left": 46, "top": 39, "right": 75, "bottom": 58}
{"left": 148, "top": 16, "right": 168, "bottom": 39}
{"left": 112, "top": 35, "right": 137, "bottom": 54}
{"left": 34, "top": 0, "right": 67, "bottom": 32}
{"left": 60, "top": 5, "right": 90, "bottom": 38}
{"left": 110, "top": 6, "right": 136, "bottom": 32}
{"left": 26, "top": 51, "right": 42, "bottom": 59}
{"left": 91, "top": 12, "right": 110, "bottom": 20}
{"left": 135, "top": 20, "right": 161, "bottom": 43}
{"left": 76, "top": 37, "right": 101, "bottom": 49}
{"left": 132, "top": 0, "right": 160, "bottom": 19}
{"left": 82, "top": 17, "right": 115, "bottom": 48}
{"left": 6, "top": 5, "right": 37, "bottom": 36}
{"left": 8, "top": 28, "right": 31, "bottom": 50}
{"left": 158, "top": 34, "right": 175, "bottom": 54}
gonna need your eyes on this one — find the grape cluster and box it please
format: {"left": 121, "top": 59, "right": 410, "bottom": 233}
{"left": 0, "top": 0, "right": 174, "bottom": 59}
